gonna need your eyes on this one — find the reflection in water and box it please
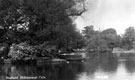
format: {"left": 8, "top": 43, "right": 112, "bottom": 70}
{"left": 0, "top": 62, "right": 85, "bottom": 80}
{"left": 78, "top": 53, "right": 118, "bottom": 80}
{"left": 84, "top": 53, "right": 118, "bottom": 74}
{"left": 1, "top": 53, "right": 135, "bottom": 80}
{"left": 78, "top": 53, "right": 135, "bottom": 80}
{"left": 125, "top": 59, "right": 135, "bottom": 73}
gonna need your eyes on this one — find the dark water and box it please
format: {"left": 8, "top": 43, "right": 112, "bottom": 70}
{"left": 1, "top": 53, "right": 135, "bottom": 80}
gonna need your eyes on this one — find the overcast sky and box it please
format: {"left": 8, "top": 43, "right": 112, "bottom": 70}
{"left": 75, "top": 0, "right": 135, "bottom": 34}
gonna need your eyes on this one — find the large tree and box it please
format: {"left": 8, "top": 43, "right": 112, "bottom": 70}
{"left": 0, "top": 0, "right": 86, "bottom": 57}
{"left": 101, "top": 28, "right": 121, "bottom": 49}
{"left": 122, "top": 27, "right": 135, "bottom": 50}
{"left": 82, "top": 26, "right": 107, "bottom": 52}
{"left": 83, "top": 26, "right": 121, "bottom": 52}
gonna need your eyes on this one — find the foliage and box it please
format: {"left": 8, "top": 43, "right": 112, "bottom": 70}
{"left": 86, "top": 34, "right": 108, "bottom": 52}
{"left": 8, "top": 42, "right": 60, "bottom": 60}
{"left": 101, "top": 28, "right": 121, "bottom": 49}
{"left": 8, "top": 42, "right": 35, "bottom": 60}
{"left": 121, "top": 27, "right": 135, "bottom": 50}
{"left": 8, "top": 42, "right": 36, "bottom": 60}
{"left": 83, "top": 25, "right": 96, "bottom": 39}
{"left": 83, "top": 26, "right": 107, "bottom": 51}
{"left": 34, "top": 42, "right": 58, "bottom": 58}
{"left": 0, "top": 0, "right": 86, "bottom": 57}
{"left": 83, "top": 26, "right": 121, "bottom": 52}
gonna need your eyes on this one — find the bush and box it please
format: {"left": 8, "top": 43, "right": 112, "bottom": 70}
{"left": 8, "top": 42, "right": 57, "bottom": 60}
{"left": 8, "top": 42, "right": 36, "bottom": 60}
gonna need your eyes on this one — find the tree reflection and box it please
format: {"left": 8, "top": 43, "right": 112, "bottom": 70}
{"left": 85, "top": 52, "right": 118, "bottom": 75}
{"left": 0, "top": 53, "right": 120, "bottom": 80}
{"left": 0, "top": 62, "right": 85, "bottom": 80}
{"left": 125, "top": 59, "right": 135, "bottom": 73}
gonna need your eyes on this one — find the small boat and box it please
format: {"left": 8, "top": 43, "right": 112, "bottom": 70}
{"left": 57, "top": 53, "right": 85, "bottom": 61}
{"left": 36, "top": 57, "right": 50, "bottom": 63}
{"left": 51, "top": 58, "right": 66, "bottom": 62}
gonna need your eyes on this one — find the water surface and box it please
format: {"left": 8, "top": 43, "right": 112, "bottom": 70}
{"left": 1, "top": 53, "right": 135, "bottom": 80}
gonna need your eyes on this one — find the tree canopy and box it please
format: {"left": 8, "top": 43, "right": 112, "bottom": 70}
{"left": 121, "top": 27, "right": 135, "bottom": 50}
{"left": 83, "top": 26, "right": 121, "bottom": 52}
{"left": 0, "top": 0, "right": 86, "bottom": 58}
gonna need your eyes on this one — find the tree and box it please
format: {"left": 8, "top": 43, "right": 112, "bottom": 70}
{"left": 122, "top": 27, "right": 135, "bottom": 50}
{"left": 83, "top": 26, "right": 108, "bottom": 52}
{"left": 0, "top": 0, "right": 86, "bottom": 57}
{"left": 83, "top": 26, "right": 122, "bottom": 52}
{"left": 82, "top": 25, "right": 96, "bottom": 39}
{"left": 101, "top": 28, "right": 121, "bottom": 49}
{"left": 86, "top": 34, "right": 107, "bottom": 52}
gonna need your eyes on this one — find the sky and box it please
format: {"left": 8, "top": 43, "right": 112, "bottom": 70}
{"left": 75, "top": 0, "right": 135, "bottom": 34}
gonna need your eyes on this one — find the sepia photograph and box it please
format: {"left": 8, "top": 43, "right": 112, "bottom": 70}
{"left": 0, "top": 0, "right": 135, "bottom": 80}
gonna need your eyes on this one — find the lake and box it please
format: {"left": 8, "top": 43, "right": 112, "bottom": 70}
{"left": 1, "top": 53, "right": 135, "bottom": 80}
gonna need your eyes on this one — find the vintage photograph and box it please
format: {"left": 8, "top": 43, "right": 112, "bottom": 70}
{"left": 0, "top": 0, "right": 135, "bottom": 80}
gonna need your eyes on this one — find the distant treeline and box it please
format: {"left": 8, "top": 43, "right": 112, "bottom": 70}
{"left": 83, "top": 25, "right": 135, "bottom": 52}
